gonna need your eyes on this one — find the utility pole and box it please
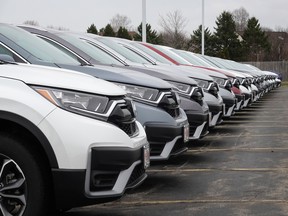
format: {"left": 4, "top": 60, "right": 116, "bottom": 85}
{"left": 201, "top": 0, "right": 205, "bottom": 55}
{"left": 142, "top": 0, "right": 147, "bottom": 42}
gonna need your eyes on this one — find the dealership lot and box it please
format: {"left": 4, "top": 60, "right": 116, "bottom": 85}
{"left": 51, "top": 87, "right": 288, "bottom": 216}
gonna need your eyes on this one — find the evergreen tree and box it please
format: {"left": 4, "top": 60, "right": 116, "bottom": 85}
{"left": 134, "top": 23, "right": 163, "bottom": 44}
{"left": 214, "top": 11, "right": 243, "bottom": 60}
{"left": 87, "top": 24, "right": 98, "bottom": 34}
{"left": 99, "top": 28, "right": 105, "bottom": 35}
{"left": 188, "top": 25, "right": 217, "bottom": 56}
{"left": 242, "top": 17, "right": 271, "bottom": 61}
{"left": 117, "top": 27, "right": 132, "bottom": 40}
{"left": 103, "top": 24, "right": 116, "bottom": 37}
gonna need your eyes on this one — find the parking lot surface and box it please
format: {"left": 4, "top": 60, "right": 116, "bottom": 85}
{"left": 55, "top": 86, "right": 288, "bottom": 216}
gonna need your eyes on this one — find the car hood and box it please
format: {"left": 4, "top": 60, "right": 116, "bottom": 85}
{"left": 114, "top": 64, "right": 198, "bottom": 86}
{"left": 143, "top": 64, "right": 214, "bottom": 82}
{"left": 181, "top": 65, "right": 228, "bottom": 79}
{"left": 57, "top": 63, "right": 172, "bottom": 90}
{"left": 0, "top": 63, "right": 126, "bottom": 96}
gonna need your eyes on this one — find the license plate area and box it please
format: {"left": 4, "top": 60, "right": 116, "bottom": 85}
{"left": 183, "top": 124, "right": 190, "bottom": 143}
{"left": 143, "top": 143, "right": 150, "bottom": 169}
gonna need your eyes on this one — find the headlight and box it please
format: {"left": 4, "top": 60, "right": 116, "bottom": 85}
{"left": 192, "top": 78, "right": 210, "bottom": 89}
{"left": 33, "top": 87, "right": 110, "bottom": 118}
{"left": 114, "top": 83, "right": 159, "bottom": 103}
{"left": 166, "top": 81, "right": 193, "bottom": 96}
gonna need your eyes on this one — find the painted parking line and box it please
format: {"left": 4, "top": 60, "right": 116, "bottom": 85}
{"left": 147, "top": 168, "right": 288, "bottom": 173}
{"left": 187, "top": 147, "right": 288, "bottom": 153}
{"left": 117, "top": 199, "right": 288, "bottom": 205}
{"left": 241, "top": 108, "right": 288, "bottom": 111}
{"left": 217, "top": 124, "right": 288, "bottom": 126}
{"left": 217, "top": 120, "right": 287, "bottom": 123}
{"left": 205, "top": 133, "right": 288, "bottom": 138}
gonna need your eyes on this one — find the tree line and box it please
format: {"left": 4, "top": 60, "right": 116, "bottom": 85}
{"left": 87, "top": 7, "right": 287, "bottom": 62}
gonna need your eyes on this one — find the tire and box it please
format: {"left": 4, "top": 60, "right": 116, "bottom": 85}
{"left": 0, "top": 133, "right": 49, "bottom": 216}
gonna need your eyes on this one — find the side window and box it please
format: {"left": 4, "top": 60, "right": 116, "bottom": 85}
{"left": 0, "top": 44, "right": 26, "bottom": 63}
{"left": 40, "top": 36, "right": 83, "bottom": 63}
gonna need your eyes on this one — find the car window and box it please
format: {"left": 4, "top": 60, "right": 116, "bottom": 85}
{"left": 155, "top": 46, "right": 190, "bottom": 64}
{"left": 97, "top": 38, "right": 152, "bottom": 64}
{"left": 132, "top": 43, "right": 172, "bottom": 64}
{"left": 0, "top": 25, "right": 80, "bottom": 65}
{"left": 39, "top": 36, "right": 85, "bottom": 63}
{"left": 56, "top": 33, "right": 123, "bottom": 66}
{"left": 0, "top": 43, "right": 26, "bottom": 63}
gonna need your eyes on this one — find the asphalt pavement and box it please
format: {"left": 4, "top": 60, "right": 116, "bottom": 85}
{"left": 54, "top": 86, "right": 288, "bottom": 216}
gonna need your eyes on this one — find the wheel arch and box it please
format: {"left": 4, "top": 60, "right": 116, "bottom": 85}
{"left": 0, "top": 111, "right": 59, "bottom": 168}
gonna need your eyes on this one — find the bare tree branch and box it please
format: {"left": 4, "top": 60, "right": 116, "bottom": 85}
{"left": 110, "top": 14, "right": 132, "bottom": 32}
{"left": 159, "top": 10, "right": 188, "bottom": 49}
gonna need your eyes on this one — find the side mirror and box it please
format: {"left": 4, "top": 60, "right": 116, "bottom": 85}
{"left": 0, "top": 54, "right": 15, "bottom": 63}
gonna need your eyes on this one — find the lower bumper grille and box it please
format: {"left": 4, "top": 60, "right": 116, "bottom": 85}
{"left": 127, "top": 163, "right": 146, "bottom": 188}
{"left": 90, "top": 171, "right": 119, "bottom": 192}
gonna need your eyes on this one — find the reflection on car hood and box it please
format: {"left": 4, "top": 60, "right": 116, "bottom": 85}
{"left": 58, "top": 63, "right": 172, "bottom": 89}
{"left": 0, "top": 63, "right": 126, "bottom": 96}
{"left": 144, "top": 64, "right": 214, "bottom": 82}
{"left": 115, "top": 64, "right": 198, "bottom": 86}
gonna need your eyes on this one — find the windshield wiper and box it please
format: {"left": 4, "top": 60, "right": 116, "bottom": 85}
{"left": 80, "top": 62, "right": 93, "bottom": 66}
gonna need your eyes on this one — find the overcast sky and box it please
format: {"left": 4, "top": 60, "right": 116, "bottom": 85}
{"left": 0, "top": 0, "right": 287, "bottom": 34}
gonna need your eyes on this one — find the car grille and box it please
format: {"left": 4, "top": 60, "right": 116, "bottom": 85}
{"left": 191, "top": 86, "right": 204, "bottom": 105}
{"left": 117, "top": 120, "right": 137, "bottom": 137}
{"left": 159, "top": 92, "right": 180, "bottom": 118}
{"left": 126, "top": 163, "right": 146, "bottom": 188}
{"left": 165, "top": 108, "right": 180, "bottom": 118}
{"left": 208, "top": 82, "right": 219, "bottom": 98}
{"left": 108, "top": 98, "right": 138, "bottom": 137}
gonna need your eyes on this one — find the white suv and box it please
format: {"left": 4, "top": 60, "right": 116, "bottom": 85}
{"left": 0, "top": 61, "right": 149, "bottom": 215}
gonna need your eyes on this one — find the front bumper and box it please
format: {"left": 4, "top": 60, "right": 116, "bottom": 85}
{"left": 234, "top": 94, "right": 244, "bottom": 111}
{"left": 222, "top": 100, "right": 236, "bottom": 117}
{"left": 239, "top": 85, "right": 253, "bottom": 108}
{"left": 203, "top": 92, "right": 224, "bottom": 127}
{"left": 145, "top": 123, "right": 188, "bottom": 161}
{"left": 38, "top": 105, "right": 149, "bottom": 210}
{"left": 186, "top": 110, "right": 209, "bottom": 139}
{"left": 135, "top": 102, "right": 189, "bottom": 161}
{"left": 52, "top": 145, "right": 148, "bottom": 210}
{"left": 219, "top": 88, "right": 236, "bottom": 117}
{"left": 179, "top": 96, "right": 209, "bottom": 140}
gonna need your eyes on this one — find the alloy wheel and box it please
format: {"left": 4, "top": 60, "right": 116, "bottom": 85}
{"left": 0, "top": 154, "right": 26, "bottom": 216}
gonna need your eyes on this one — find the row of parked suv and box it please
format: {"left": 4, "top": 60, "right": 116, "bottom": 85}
{"left": 0, "top": 23, "right": 281, "bottom": 216}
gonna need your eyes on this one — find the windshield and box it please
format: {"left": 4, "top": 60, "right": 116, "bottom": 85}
{"left": 154, "top": 45, "right": 190, "bottom": 64}
{"left": 209, "top": 57, "right": 234, "bottom": 69}
{"left": 0, "top": 25, "right": 79, "bottom": 65}
{"left": 199, "top": 55, "right": 226, "bottom": 68}
{"left": 226, "top": 60, "right": 253, "bottom": 71}
{"left": 132, "top": 42, "right": 173, "bottom": 64}
{"left": 172, "top": 50, "right": 212, "bottom": 67}
{"left": 56, "top": 33, "right": 123, "bottom": 66}
{"left": 96, "top": 37, "right": 152, "bottom": 64}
